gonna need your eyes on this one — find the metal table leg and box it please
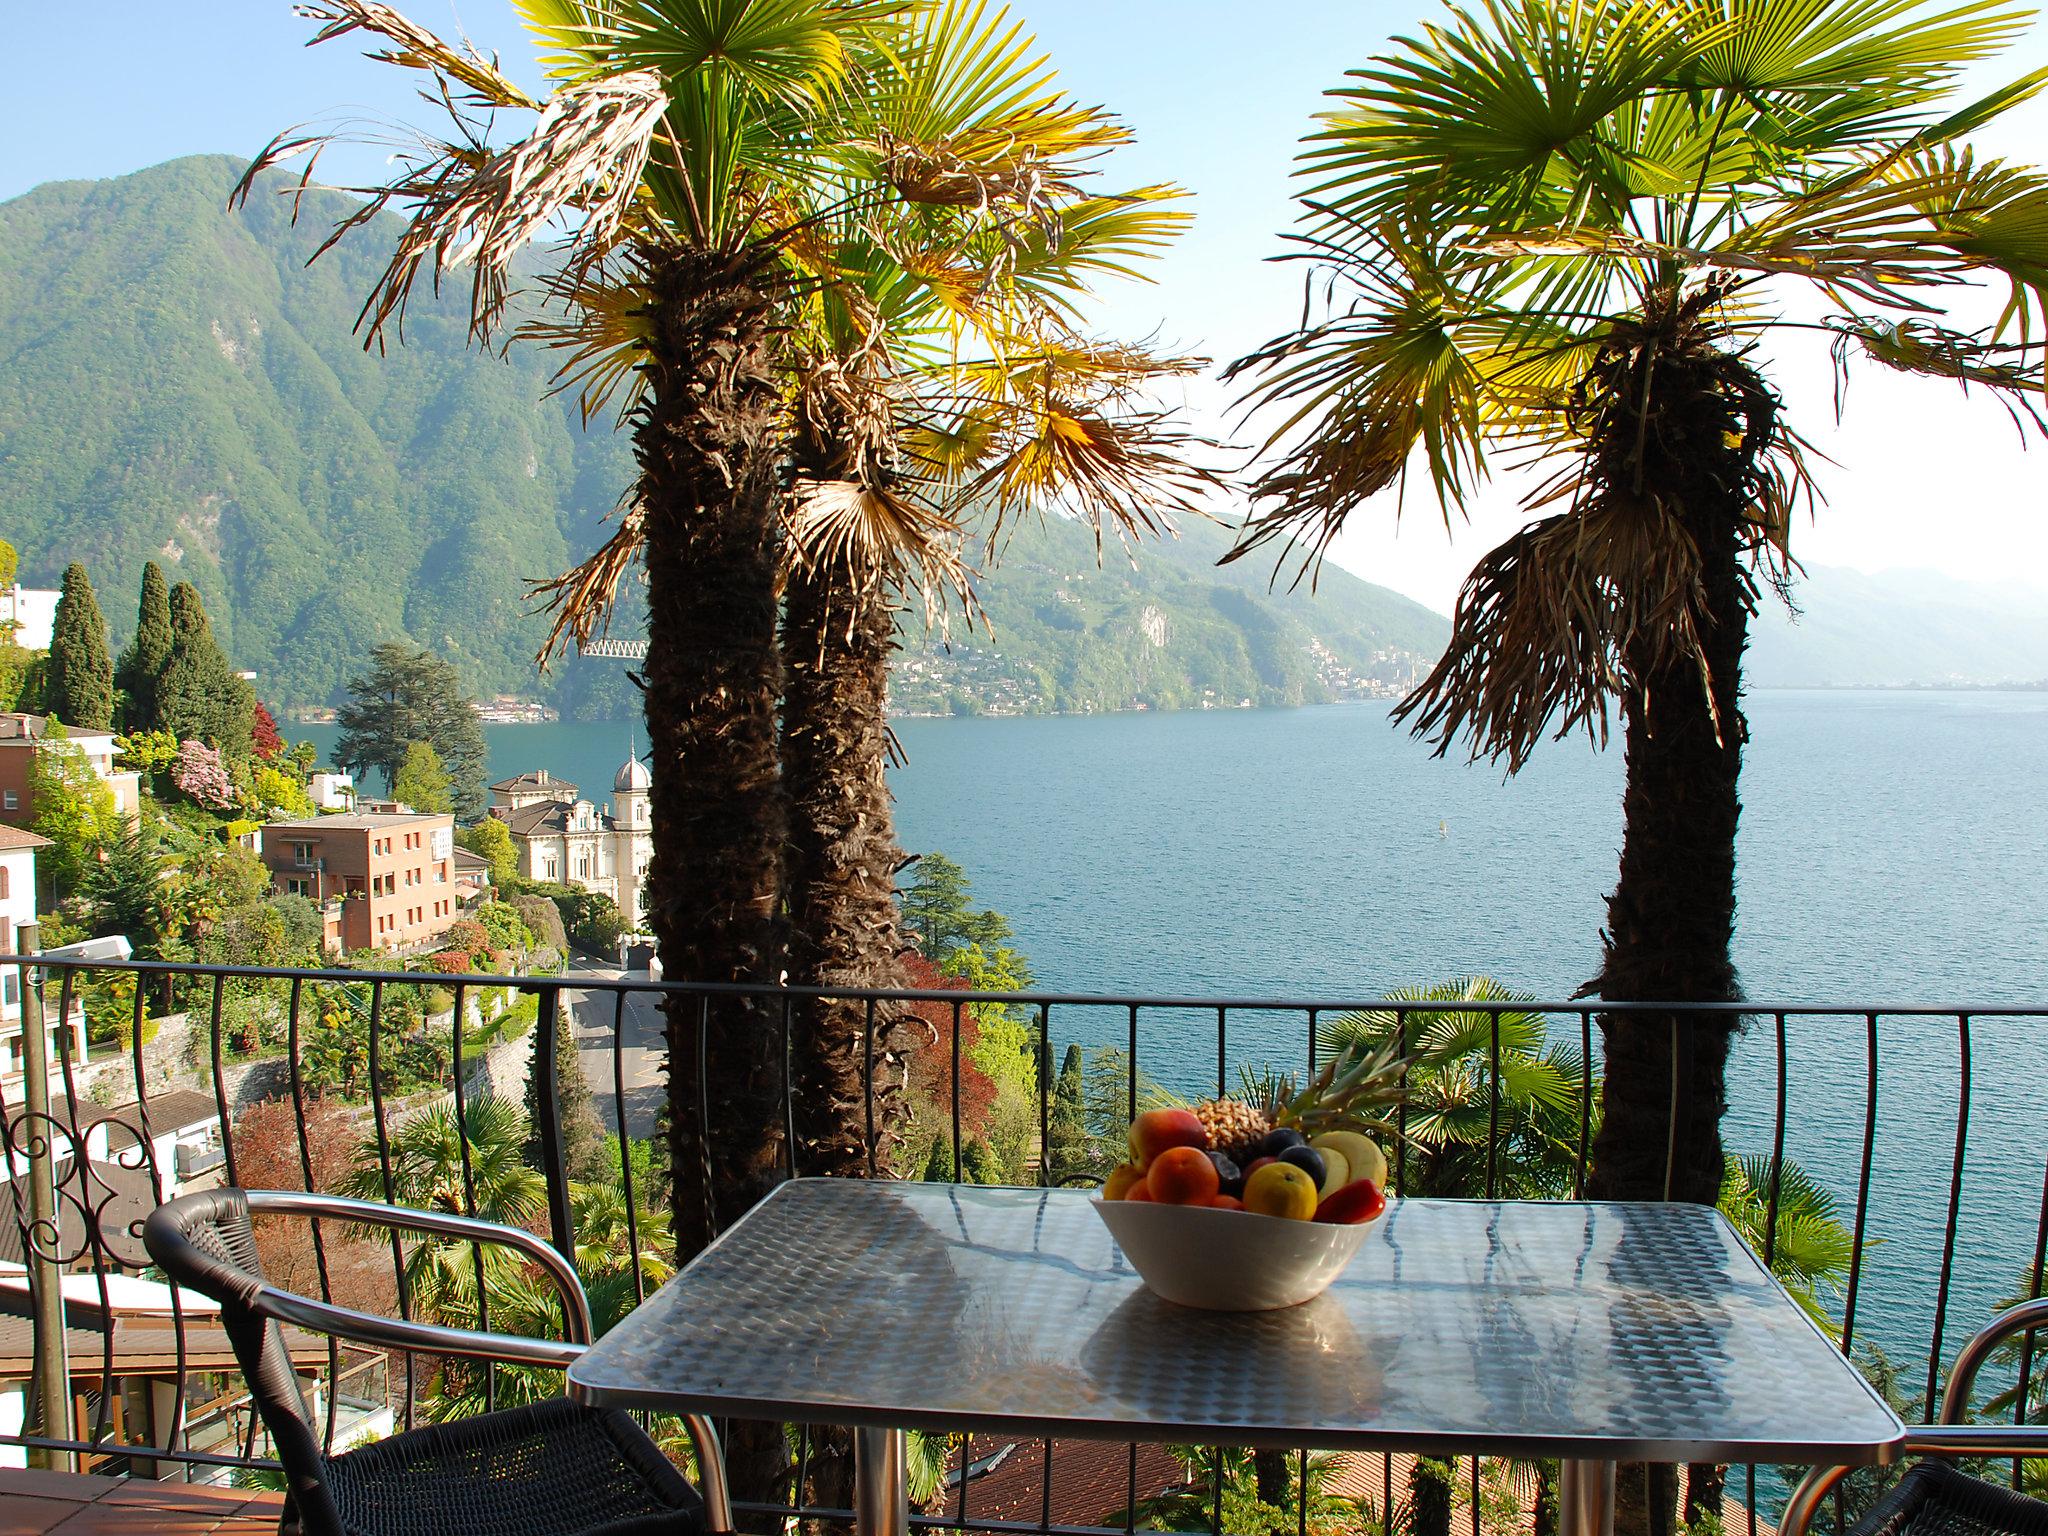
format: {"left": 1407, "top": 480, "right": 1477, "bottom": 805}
{"left": 1559, "top": 1459, "right": 1616, "bottom": 1536}
{"left": 855, "top": 1426, "right": 910, "bottom": 1536}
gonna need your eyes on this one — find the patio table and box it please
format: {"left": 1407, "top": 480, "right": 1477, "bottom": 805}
{"left": 567, "top": 1180, "right": 1902, "bottom": 1536}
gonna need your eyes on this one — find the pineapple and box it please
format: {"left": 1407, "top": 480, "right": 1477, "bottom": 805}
{"left": 1188, "top": 1034, "right": 1411, "bottom": 1160}
{"left": 1190, "top": 1094, "right": 1272, "bottom": 1161}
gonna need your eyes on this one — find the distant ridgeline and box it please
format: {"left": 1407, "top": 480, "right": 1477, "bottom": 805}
{"left": 0, "top": 155, "right": 1448, "bottom": 720}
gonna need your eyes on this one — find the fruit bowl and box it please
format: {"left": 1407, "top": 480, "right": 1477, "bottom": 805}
{"left": 1093, "top": 1195, "right": 1381, "bottom": 1311}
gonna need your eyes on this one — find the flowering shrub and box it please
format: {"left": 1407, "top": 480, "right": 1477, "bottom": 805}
{"left": 443, "top": 919, "right": 491, "bottom": 962}
{"left": 171, "top": 738, "right": 235, "bottom": 809}
{"left": 429, "top": 950, "right": 473, "bottom": 975}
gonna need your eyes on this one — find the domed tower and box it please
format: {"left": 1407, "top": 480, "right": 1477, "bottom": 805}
{"left": 612, "top": 754, "right": 652, "bottom": 828}
{"left": 611, "top": 753, "right": 653, "bottom": 930}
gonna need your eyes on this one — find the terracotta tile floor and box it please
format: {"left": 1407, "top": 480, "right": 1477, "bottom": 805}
{"left": 0, "top": 1468, "right": 282, "bottom": 1536}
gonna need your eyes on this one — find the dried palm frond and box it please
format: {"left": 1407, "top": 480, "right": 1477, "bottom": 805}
{"left": 519, "top": 262, "right": 659, "bottom": 424}
{"left": 293, "top": 0, "right": 541, "bottom": 110}
{"left": 784, "top": 476, "right": 976, "bottom": 636}
{"left": 530, "top": 499, "right": 648, "bottom": 668}
{"left": 234, "top": 1, "right": 668, "bottom": 344}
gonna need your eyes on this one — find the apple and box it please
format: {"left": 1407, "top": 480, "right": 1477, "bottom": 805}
{"left": 1314, "top": 1179, "right": 1387, "bottom": 1225}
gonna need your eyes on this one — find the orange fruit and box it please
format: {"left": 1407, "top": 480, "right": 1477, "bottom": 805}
{"left": 1146, "top": 1145, "right": 1221, "bottom": 1205}
{"left": 1124, "top": 1177, "right": 1157, "bottom": 1201}
{"left": 1243, "top": 1161, "right": 1318, "bottom": 1220}
{"left": 1207, "top": 1193, "right": 1245, "bottom": 1211}
{"left": 1102, "top": 1164, "right": 1145, "bottom": 1201}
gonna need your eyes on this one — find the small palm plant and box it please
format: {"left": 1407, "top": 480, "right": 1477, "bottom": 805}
{"left": 1109, "top": 1445, "right": 1352, "bottom": 1536}
{"left": 1318, "top": 977, "right": 1589, "bottom": 1199}
{"left": 341, "top": 1094, "right": 546, "bottom": 1328}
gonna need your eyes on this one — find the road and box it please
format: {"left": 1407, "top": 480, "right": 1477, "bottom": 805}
{"left": 561, "top": 960, "right": 667, "bottom": 1143}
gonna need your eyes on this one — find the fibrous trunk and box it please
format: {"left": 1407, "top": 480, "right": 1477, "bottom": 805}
{"left": 636, "top": 244, "right": 790, "bottom": 1521}
{"left": 781, "top": 550, "right": 912, "bottom": 1177}
{"left": 1584, "top": 310, "right": 1763, "bottom": 1536}
{"left": 780, "top": 435, "right": 917, "bottom": 1529}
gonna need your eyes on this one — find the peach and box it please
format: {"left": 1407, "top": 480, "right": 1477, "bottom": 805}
{"left": 1102, "top": 1164, "right": 1146, "bottom": 1201}
{"left": 1146, "top": 1145, "right": 1220, "bottom": 1205}
{"left": 1129, "top": 1107, "right": 1208, "bottom": 1165}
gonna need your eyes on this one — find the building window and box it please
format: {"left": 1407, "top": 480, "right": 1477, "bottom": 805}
{"left": 0, "top": 866, "right": 8, "bottom": 898}
{"left": 2, "top": 791, "right": 14, "bottom": 810}
{"left": 286, "top": 878, "right": 311, "bottom": 898}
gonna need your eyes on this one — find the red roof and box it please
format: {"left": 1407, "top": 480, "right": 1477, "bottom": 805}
{"left": 0, "top": 823, "right": 51, "bottom": 850}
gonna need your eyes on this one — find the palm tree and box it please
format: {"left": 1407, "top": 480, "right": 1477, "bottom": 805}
{"left": 773, "top": 0, "right": 1213, "bottom": 1176}
{"left": 1317, "top": 978, "right": 1588, "bottom": 1198}
{"left": 1226, "top": 0, "right": 2048, "bottom": 1227}
{"left": 340, "top": 1094, "right": 545, "bottom": 1327}
{"left": 243, "top": 0, "right": 937, "bottom": 1274}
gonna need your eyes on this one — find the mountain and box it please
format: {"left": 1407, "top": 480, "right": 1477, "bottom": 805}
{"left": 0, "top": 155, "right": 636, "bottom": 710}
{"left": 1748, "top": 566, "right": 2048, "bottom": 688}
{"left": 0, "top": 156, "right": 1449, "bottom": 718}
{"left": 894, "top": 513, "right": 1448, "bottom": 715}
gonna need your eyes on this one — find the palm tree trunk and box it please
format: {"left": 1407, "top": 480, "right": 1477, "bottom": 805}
{"left": 781, "top": 550, "right": 912, "bottom": 1177}
{"left": 1583, "top": 312, "right": 1765, "bottom": 1536}
{"left": 1253, "top": 1448, "right": 1291, "bottom": 1535}
{"left": 638, "top": 244, "right": 791, "bottom": 1521}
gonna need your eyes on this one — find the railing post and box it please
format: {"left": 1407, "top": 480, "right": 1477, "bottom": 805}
{"left": 18, "top": 924, "right": 76, "bottom": 1472}
{"left": 533, "top": 982, "right": 576, "bottom": 1263}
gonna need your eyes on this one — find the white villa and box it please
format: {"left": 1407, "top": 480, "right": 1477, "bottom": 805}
{"left": 489, "top": 760, "right": 652, "bottom": 925}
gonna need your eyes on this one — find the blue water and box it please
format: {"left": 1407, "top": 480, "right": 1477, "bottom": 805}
{"left": 297, "top": 690, "right": 2048, "bottom": 1383}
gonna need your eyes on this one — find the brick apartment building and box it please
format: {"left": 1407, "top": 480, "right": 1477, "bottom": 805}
{"left": 261, "top": 812, "right": 458, "bottom": 954}
{"left": 0, "top": 713, "right": 142, "bottom": 828}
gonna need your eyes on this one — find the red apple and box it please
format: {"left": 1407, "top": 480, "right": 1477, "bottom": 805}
{"left": 1314, "top": 1179, "right": 1387, "bottom": 1225}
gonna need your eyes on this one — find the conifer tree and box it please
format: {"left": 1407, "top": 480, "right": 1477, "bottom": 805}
{"left": 117, "top": 562, "right": 175, "bottom": 730}
{"left": 334, "top": 643, "right": 487, "bottom": 820}
{"left": 157, "top": 582, "right": 255, "bottom": 750}
{"left": 46, "top": 563, "right": 114, "bottom": 729}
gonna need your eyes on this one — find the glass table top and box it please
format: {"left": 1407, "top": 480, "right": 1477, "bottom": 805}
{"left": 568, "top": 1180, "right": 1902, "bottom": 1462}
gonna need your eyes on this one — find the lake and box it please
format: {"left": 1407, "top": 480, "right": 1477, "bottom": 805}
{"left": 296, "top": 690, "right": 2048, "bottom": 1377}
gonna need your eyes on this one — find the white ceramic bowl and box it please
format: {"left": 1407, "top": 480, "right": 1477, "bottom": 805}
{"left": 1092, "top": 1197, "right": 1380, "bottom": 1311}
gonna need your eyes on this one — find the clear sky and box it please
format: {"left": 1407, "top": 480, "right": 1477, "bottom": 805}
{"left": 5, "top": 1, "right": 2046, "bottom": 614}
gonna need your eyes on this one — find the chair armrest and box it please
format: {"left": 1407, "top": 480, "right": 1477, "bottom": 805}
{"left": 1942, "top": 1296, "right": 2048, "bottom": 1424}
{"left": 245, "top": 1188, "right": 593, "bottom": 1345}
{"left": 1779, "top": 1424, "right": 2048, "bottom": 1536}
{"left": 254, "top": 1283, "right": 585, "bottom": 1369}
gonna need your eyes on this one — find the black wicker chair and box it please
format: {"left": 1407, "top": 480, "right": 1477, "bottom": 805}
{"left": 1782, "top": 1297, "right": 2048, "bottom": 1536}
{"left": 143, "top": 1187, "right": 731, "bottom": 1536}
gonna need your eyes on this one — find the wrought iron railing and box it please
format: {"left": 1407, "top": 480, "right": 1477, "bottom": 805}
{"left": 1, "top": 953, "right": 2043, "bottom": 1536}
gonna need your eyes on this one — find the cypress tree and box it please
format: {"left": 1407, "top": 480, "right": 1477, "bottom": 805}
{"left": 158, "top": 582, "right": 255, "bottom": 749}
{"left": 116, "top": 561, "right": 175, "bottom": 730}
{"left": 46, "top": 563, "right": 114, "bottom": 729}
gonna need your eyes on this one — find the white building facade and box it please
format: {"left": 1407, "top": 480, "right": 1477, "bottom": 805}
{"left": 0, "top": 586, "right": 59, "bottom": 651}
{"left": 491, "top": 759, "right": 653, "bottom": 925}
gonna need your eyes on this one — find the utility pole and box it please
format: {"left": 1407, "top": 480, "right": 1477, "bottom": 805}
{"left": 16, "top": 921, "right": 74, "bottom": 1472}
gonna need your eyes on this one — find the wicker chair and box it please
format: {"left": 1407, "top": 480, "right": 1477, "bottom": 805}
{"left": 1782, "top": 1297, "right": 2048, "bottom": 1536}
{"left": 143, "top": 1188, "right": 731, "bottom": 1536}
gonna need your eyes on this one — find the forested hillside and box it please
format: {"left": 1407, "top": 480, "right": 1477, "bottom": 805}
{"left": 0, "top": 156, "right": 1448, "bottom": 716}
